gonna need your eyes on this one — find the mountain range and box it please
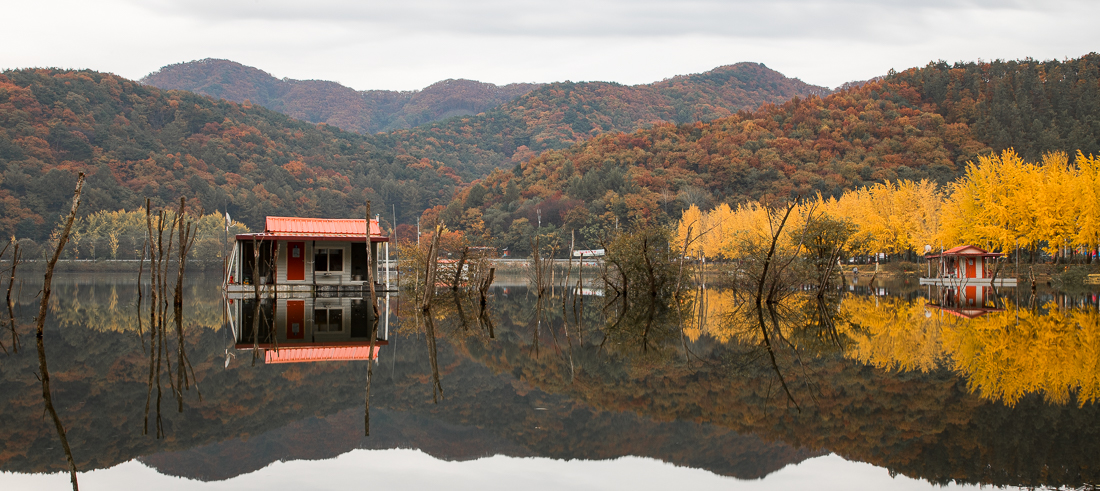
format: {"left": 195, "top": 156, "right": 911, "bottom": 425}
{"left": 1, "top": 55, "right": 1098, "bottom": 249}
{"left": 140, "top": 58, "right": 828, "bottom": 136}
{"left": 423, "top": 55, "right": 1100, "bottom": 254}
{"left": 141, "top": 59, "right": 542, "bottom": 134}
{"left": 0, "top": 59, "right": 830, "bottom": 241}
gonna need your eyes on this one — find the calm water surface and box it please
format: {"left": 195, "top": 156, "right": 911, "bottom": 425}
{"left": 0, "top": 273, "right": 1097, "bottom": 490}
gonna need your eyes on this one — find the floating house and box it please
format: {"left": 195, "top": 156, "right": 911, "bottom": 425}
{"left": 920, "top": 245, "right": 1017, "bottom": 286}
{"left": 226, "top": 217, "right": 390, "bottom": 294}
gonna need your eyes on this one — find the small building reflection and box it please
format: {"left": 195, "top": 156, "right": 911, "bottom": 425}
{"left": 928, "top": 285, "right": 1004, "bottom": 319}
{"left": 230, "top": 295, "right": 388, "bottom": 362}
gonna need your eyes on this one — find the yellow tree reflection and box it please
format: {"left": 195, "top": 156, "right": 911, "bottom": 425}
{"left": 841, "top": 295, "right": 1100, "bottom": 406}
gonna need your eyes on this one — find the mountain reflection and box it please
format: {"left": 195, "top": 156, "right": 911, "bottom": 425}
{"left": 0, "top": 275, "right": 1098, "bottom": 489}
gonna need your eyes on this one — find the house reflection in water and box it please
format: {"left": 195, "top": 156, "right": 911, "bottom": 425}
{"left": 928, "top": 285, "right": 1004, "bottom": 319}
{"left": 229, "top": 295, "right": 389, "bottom": 363}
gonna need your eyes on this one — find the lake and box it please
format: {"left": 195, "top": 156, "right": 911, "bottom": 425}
{"left": 0, "top": 272, "right": 1097, "bottom": 490}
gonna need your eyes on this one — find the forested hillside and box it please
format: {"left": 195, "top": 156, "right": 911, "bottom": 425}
{"left": 433, "top": 54, "right": 1100, "bottom": 254}
{"left": 0, "top": 63, "right": 829, "bottom": 244}
{"left": 144, "top": 60, "right": 830, "bottom": 182}
{"left": 4, "top": 56, "right": 1096, "bottom": 252}
{"left": 0, "top": 68, "right": 454, "bottom": 241}
{"left": 141, "top": 59, "right": 541, "bottom": 133}
{"left": 370, "top": 62, "right": 830, "bottom": 182}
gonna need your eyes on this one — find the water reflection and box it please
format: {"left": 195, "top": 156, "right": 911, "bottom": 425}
{"left": 231, "top": 296, "right": 389, "bottom": 363}
{"left": 444, "top": 282, "right": 1100, "bottom": 488}
{"left": 1, "top": 274, "right": 1098, "bottom": 490}
{"left": 842, "top": 289, "right": 1100, "bottom": 407}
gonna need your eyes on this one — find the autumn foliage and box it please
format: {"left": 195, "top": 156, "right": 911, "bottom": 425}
{"left": 438, "top": 54, "right": 1100, "bottom": 256}
{"left": 842, "top": 294, "right": 1100, "bottom": 407}
{"left": 0, "top": 68, "right": 459, "bottom": 240}
{"left": 674, "top": 149, "right": 1100, "bottom": 261}
{"left": 5, "top": 55, "right": 1100, "bottom": 255}
{"left": 141, "top": 58, "right": 542, "bottom": 134}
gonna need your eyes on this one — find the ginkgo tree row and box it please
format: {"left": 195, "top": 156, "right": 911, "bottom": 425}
{"left": 25, "top": 209, "right": 251, "bottom": 262}
{"left": 675, "top": 149, "right": 1100, "bottom": 261}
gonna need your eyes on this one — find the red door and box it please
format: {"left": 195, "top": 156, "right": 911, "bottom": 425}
{"left": 965, "top": 258, "right": 976, "bottom": 278}
{"left": 964, "top": 286, "right": 976, "bottom": 306}
{"left": 287, "top": 242, "right": 305, "bottom": 281}
{"left": 286, "top": 300, "right": 304, "bottom": 339}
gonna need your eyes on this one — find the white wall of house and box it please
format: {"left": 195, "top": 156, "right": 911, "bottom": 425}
{"left": 271, "top": 240, "right": 352, "bottom": 284}
{"left": 271, "top": 297, "right": 353, "bottom": 344}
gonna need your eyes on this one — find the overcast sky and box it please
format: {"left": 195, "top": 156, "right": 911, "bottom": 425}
{"left": 2, "top": 0, "right": 1097, "bottom": 91}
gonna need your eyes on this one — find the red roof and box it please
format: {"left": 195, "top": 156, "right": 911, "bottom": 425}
{"left": 266, "top": 217, "right": 383, "bottom": 236}
{"left": 264, "top": 346, "right": 382, "bottom": 363}
{"left": 926, "top": 245, "right": 1002, "bottom": 258}
{"left": 237, "top": 217, "right": 388, "bottom": 242}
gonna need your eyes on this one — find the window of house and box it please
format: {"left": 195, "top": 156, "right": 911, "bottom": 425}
{"left": 314, "top": 308, "right": 344, "bottom": 332}
{"left": 314, "top": 248, "right": 344, "bottom": 272}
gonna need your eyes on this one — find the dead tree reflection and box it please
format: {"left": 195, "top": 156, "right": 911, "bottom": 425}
{"left": 34, "top": 173, "right": 84, "bottom": 491}
{"left": 423, "top": 308, "right": 444, "bottom": 403}
{"left": 140, "top": 199, "right": 202, "bottom": 438}
{"left": 3, "top": 239, "right": 20, "bottom": 353}
{"left": 364, "top": 312, "right": 378, "bottom": 436}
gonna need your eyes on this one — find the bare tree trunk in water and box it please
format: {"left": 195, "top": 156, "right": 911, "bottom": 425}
{"left": 423, "top": 310, "right": 444, "bottom": 402}
{"left": 480, "top": 306, "right": 496, "bottom": 339}
{"left": 155, "top": 212, "right": 171, "bottom": 436}
{"left": 172, "top": 198, "right": 200, "bottom": 411}
{"left": 564, "top": 230, "right": 574, "bottom": 312}
{"left": 756, "top": 203, "right": 796, "bottom": 308}
{"left": 421, "top": 225, "right": 442, "bottom": 311}
{"left": 6, "top": 241, "right": 20, "bottom": 353}
{"left": 35, "top": 173, "right": 84, "bottom": 491}
{"left": 675, "top": 224, "right": 693, "bottom": 301}
{"left": 452, "top": 246, "right": 468, "bottom": 291}
{"left": 142, "top": 201, "right": 156, "bottom": 435}
{"left": 479, "top": 267, "right": 495, "bottom": 315}
{"left": 0, "top": 239, "right": 9, "bottom": 354}
{"left": 136, "top": 200, "right": 149, "bottom": 351}
{"left": 532, "top": 237, "right": 541, "bottom": 297}
{"left": 175, "top": 199, "right": 188, "bottom": 411}
{"left": 366, "top": 201, "right": 378, "bottom": 317}
{"left": 364, "top": 318, "right": 377, "bottom": 436}
{"left": 756, "top": 303, "right": 800, "bottom": 413}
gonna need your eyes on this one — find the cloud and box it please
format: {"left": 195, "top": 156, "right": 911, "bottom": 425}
{"left": 3, "top": 0, "right": 1097, "bottom": 91}
{"left": 130, "top": 0, "right": 1066, "bottom": 40}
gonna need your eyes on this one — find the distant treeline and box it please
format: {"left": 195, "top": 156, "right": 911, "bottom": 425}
{"left": 4, "top": 209, "right": 249, "bottom": 263}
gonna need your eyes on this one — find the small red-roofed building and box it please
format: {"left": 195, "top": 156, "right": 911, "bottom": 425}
{"left": 926, "top": 245, "right": 1001, "bottom": 279}
{"left": 226, "top": 216, "right": 390, "bottom": 293}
